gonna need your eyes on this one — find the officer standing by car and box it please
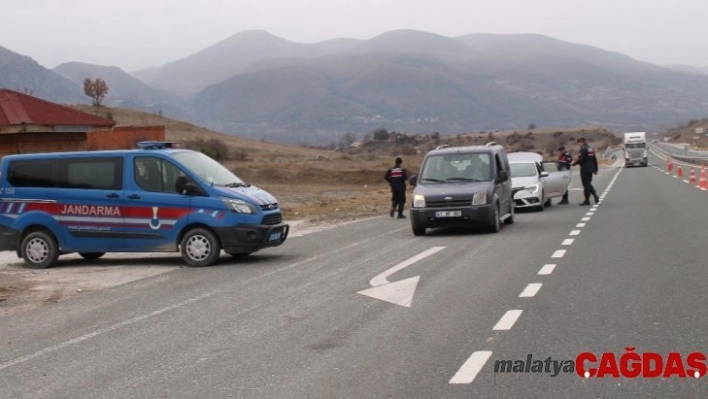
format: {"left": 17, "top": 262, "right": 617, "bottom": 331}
{"left": 556, "top": 146, "right": 572, "bottom": 204}
{"left": 385, "top": 157, "right": 408, "bottom": 218}
{"left": 572, "top": 138, "right": 599, "bottom": 205}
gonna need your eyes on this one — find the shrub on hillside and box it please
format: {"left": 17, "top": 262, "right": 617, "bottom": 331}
{"left": 182, "top": 138, "right": 230, "bottom": 161}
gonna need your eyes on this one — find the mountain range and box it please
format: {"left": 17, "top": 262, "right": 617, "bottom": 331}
{"left": 2, "top": 29, "right": 708, "bottom": 144}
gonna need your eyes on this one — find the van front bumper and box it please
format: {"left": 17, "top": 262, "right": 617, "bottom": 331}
{"left": 0, "top": 224, "right": 19, "bottom": 252}
{"left": 410, "top": 205, "right": 495, "bottom": 229}
{"left": 214, "top": 222, "right": 289, "bottom": 255}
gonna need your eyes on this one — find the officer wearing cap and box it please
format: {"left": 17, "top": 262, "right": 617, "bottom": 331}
{"left": 385, "top": 157, "right": 408, "bottom": 218}
{"left": 572, "top": 138, "right": 599, "bottom": 205}
{"left": 556, "top": 146, "right": 572, "bottom": 204}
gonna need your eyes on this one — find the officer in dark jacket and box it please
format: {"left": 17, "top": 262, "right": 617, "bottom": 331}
{"left": 572, "top": 138, "right": 599, "bottom": 205}
{"left": 385, "top": 157, "right": 408, "bottom": 218}
{"left": 556, "top": 146, "right": 572, "bottom": 204}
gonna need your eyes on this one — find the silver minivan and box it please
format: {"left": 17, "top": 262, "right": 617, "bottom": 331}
{"left": 408, "top": 143, "right": 514, "bottom": 236}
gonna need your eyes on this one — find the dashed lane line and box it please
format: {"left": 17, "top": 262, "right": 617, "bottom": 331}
{"left": 493, "top": 310, "right": 523, "bottom": 331}
{"left": 519, "top": 283, "right": 543, "bottom": 298}
{"left": 538, "top": 264, "right": 556, "bottom": 275}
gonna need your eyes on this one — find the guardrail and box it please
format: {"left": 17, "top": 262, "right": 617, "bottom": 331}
{"left": 650, "top": 144, "right": 708, "bottom": 166}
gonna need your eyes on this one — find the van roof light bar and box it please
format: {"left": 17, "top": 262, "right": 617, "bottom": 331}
{"left": 136, "top": 141, "right": 179, "bottom": 150}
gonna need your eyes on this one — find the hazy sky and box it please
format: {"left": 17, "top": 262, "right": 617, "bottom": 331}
{"left": 2, "top": 0, "right": 707, "bottom": 72}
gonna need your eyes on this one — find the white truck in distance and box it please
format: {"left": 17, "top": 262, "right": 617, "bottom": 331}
{"left": 623, "top": 132, "right": 648, "bottom": 167}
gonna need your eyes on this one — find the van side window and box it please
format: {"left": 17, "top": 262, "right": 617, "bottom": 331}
{"left": 134, "top": 157, "right": 185, "bottom": 194}
{"left": 60, "top": 157, "right": 123, "bottom": 190}
{"left": 7, "top": 160, "right": 57, "bottom": 188}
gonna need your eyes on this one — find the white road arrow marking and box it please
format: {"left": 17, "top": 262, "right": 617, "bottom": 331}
{"left": 357, "top": 246, "right": 446, "bottom": 307}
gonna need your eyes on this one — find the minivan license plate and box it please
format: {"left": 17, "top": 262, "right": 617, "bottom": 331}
{"left": 268, "top": 231, "right": 282, "bottom": 242}
{"left": 435, "top": 210, "right": 461, "bottom": 218}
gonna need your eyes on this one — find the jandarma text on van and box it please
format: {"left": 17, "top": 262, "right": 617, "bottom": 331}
{"left": 494, "top": 349, "right": 707, "bottom": 378}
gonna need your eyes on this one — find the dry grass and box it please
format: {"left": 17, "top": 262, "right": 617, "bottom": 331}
{"left": 69, "top": 105, "right": 617, "bottom": 222}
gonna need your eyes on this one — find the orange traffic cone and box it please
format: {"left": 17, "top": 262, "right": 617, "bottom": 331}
{"left": 668, "top": 157, "right": 673, "bottom": 172}
{"left": 689, "top": 167, "right": 697, "bottom": 184}
{"left": 700, "top": 165, "right": 708, "bottom": 189}
{"left": 677, "top": 165, "right": 683, "bottom": 178}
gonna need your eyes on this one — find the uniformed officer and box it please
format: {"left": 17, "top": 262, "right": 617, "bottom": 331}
{"left": 556, "top": 146, "right": 572, "bottom": 204}
{"left": 572, "top": 138, "right": 599, "bottom": 205}
{"left": 384, "top": 157, "right": 408, "bottom": 218}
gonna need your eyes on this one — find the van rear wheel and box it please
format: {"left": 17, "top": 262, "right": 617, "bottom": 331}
{"left": 180, "top": 228, "right": 221, "bottom": 267}
{"left": 79, "top": 252, "right": 106, "bottom": 260}
{"left": 20, "top": 230, "right": 59, "bottom": 269}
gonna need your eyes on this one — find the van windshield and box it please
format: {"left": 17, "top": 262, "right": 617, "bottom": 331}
{"left": 171, "top": 151, "right": 248, "bottom": 187}
{"left": 420, "top": 153, "right": 491, "bottom": 183}
{"left": 626, "top": 143, "right": 646, "bottom": 149}
{"left": 510, "top": 163, "right": 538, "bottom": 178}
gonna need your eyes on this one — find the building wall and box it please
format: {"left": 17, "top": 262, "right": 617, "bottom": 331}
{"left": 0, "top": 126, "right": 165, "bottom": 159}
{"left": 86, "top": 126, "right": 165, "bottom": 150}
{"left": 0, "top": 132, "right": 87, "bottom": 158}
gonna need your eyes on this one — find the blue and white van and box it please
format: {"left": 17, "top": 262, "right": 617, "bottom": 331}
{"left": 0, "top": 141, "right": 289, "bottom": 268}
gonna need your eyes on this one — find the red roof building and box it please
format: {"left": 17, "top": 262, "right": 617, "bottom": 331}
{"left": 1, "top": 89, "right": 164, "bottom": 157}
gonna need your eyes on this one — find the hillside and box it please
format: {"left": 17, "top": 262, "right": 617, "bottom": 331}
{"left": 0, "top": 46, "right": 84, "bottom": 104}
{"left": 53, "top": 62, "right": 183, "bottom": 117}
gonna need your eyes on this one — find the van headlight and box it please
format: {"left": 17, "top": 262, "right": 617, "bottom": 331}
{"left": 220, "top": 197, "right": 258, "bottom": 214}
{"left": 472, "top": 191, "right": 487, "bottom": 206}
{"left": 524, "top": 183, "right": 540, "bottom": 194}
{"left": 413, "top": 194, "right": 426, "bottom": 208}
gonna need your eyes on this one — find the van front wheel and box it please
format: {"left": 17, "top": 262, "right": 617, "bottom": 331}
{"left": 20, "top": 231, "right": 59, "bottom": 269}
{"left": 180, "top": 228, "right": 221, "bottom": 267}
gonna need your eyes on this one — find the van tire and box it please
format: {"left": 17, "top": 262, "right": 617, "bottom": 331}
{"left": 79, "top": 252, "right": 106, "bottom": 260}
{"left": 20, "top": 230, "right": 59, "bottom": 269}
{"left": 412, "top": 226, "right": 426, "bottom": 236}
{"left": 180, "top": 228, "right": 221, "bottom": 267}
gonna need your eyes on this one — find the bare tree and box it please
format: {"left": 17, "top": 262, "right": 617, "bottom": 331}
{"left": 84, "top": 78, "right": 109, "bottom": 106}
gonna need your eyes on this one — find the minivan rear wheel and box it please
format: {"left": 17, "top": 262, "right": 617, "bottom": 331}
{"left": 489, "top": 204, "right": 501, "bottom": 233}
{"left": 20, "top": 230, "right": 59, "bottom": 269}
{"left": 180, "top": 228, "right": 222, "bottom": 267}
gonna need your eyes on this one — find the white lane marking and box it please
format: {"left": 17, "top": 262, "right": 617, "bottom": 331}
{"left": 569, "top": 230, "right": 581, "bottom": 236}
{"left": 684, "top": 180, "right": 690, "bottom": 183}
{"left": 585, "top": 212, "right": 594, "bottom": 216}
{"left": 369, "top": 246, "right": 446, "bottom": 286}
{"left": 493, "top": 310, "right": 523, "bottom": 330}
{"left": 673, "top": 176, "right": 678, "bottom": 178}
{"left": 449, "top": 351, "right": 493, "bottom": 384}
{"left": 576, "top": 223, "right": 586, "bottom": 227}
{"left": 538, "top": 264, "right": 556, "bottom": 275}
{"left": 562, "top": 239, "right": 574, "bottom": 246}
{"left": 581, "top": 217, "right": 591, "bottom": 221}
{"left": 552, "top": 250, "right": 566, "bottom": 258}
{"left": 519, "top": 283, "right": 542, "bottom": 297}
{"left": 0, "top": 226, "right": 412, "bottom": 372}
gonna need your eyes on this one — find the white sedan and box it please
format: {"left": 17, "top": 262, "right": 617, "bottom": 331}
{"left": 508, "top": 152, "right": 572, "bottom": 211}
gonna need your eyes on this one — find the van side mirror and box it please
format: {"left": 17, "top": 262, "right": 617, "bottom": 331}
{"left": 177, "top": 180, "right": 204, "bottom": 196}
{"left": 497, "top": 170, "right": 508, "bottom": 182}
{"left": 540, "top": 171, "right": 550, "bottom": 178}
{"left": 409, "top": 175, "right": 418, "bottom": 186}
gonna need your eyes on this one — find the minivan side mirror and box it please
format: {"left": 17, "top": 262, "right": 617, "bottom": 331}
{"left": 540, "top": 171, "right": 550, "bottom": 178}
{"left": 409, "top": 175, "right": 418, "bottom": 186}
{"left": 497, "top": 170, "right": 508, "bottom": 182}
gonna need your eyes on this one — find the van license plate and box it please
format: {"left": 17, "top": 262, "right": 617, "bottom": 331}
{"left": 435, "top": 210, "right": 461, "bottom": 218}
{"left": 268, "top": 232, "right": 282, "bottom": 242}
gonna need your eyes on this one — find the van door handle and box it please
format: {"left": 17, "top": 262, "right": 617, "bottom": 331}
{"left": 128, "top": 194, "right": 141, "bottom": 199}
{"left": 106, "top": 193, "right": 119, "bottom": 199}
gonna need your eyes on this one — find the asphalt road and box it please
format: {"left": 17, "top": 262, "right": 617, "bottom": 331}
{"left": 1, "top": 155, "right": 707, "bottom": 398}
